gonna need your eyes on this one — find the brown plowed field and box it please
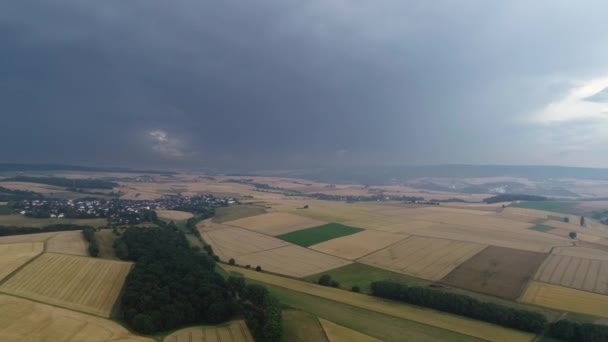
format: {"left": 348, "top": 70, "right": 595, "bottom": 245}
{"left": 441, "top": 246, "right": 547, "bottom": 299}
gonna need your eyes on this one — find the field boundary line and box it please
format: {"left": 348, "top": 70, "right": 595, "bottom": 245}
{"left": 221, "top": 264, "right": 535, "bottom": 342}
{"left": 353, "top": 234, "right": 412, "bottom": 261}
{"left": 0, "top": 249, "right": 45, "bottom": 286}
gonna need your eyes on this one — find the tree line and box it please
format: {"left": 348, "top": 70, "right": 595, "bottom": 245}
{"left": 370, "top": 281, "right": 546, "bottom": 333}
{"left": 0, "top": 186, "right": 43, "bottom": 201}
{"left": 483, "top": 194, "right": 547, "bottom": 204}
{"left": 82, "top": 227, "right": 99, "bottom": 257}
{"left": 547, "top": 319, "right": 608, "bottom": 341}
{"left": 0, "top": 224, "right": 94, "bottom": 236}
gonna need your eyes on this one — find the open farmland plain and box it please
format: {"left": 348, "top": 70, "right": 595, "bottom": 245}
{"left": 276, "top": 223, "right": 364, "bottom": 247}
{"left": 310, "top": 230, "right": 409, "bottom": 260}
{"left": 163, "top": 320, "right": 254, "bottom": 342}
{"left": 0, "top": 242, "right": 44, "bottom": 280}
{"left": 441, "top": 246, "right": 547, "bottom": 299}
{"left": 222, "top": 264, "right": 534, "bottom": 342}
{"left": 359, "top": 236, "right": 487, "bottom": 281}
{"left": 45, "top": 231, "right": 88, "bottom": 256}
{"left": 521, "top": 281, "right": 608, "bottom": 318}
{"left": 201, "top": 226, "right": 290, "bottom": 260}
{"left": 534, "top": 251, "right": 608, "bottom": 294}
{"left": 0, "top": 294, "right": 152, "bottom": 342}
{"left": 319, "top": 318, "right": 381, "bottom": 342}
{"left": 0, "top": 253, "right": 132, "bottom": 317}
{"left": 155, "top": 209, "right": 193, "bottom": 221}
{"left": 225, "top": 212, "right": 327, "bottom": 236}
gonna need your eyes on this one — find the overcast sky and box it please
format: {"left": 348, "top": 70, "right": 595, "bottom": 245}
{"left": 2, "top": 1, "right": 608, "bottom": 170}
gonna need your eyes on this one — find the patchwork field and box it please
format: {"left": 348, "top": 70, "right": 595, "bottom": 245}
{"left": 233, "top": 245, "right": 352, "bottom": 278}
{"left": 359, "top": 236, "right": 487, "bottom": 281}
{"left": 310, "top": 230, "right": 408, "bottom": 260}
{"left": 281, "top": 310, "right": 328, "bottom": 342}
{"left": 521, "top": 281, "right": 608, "bottom": 318}
{"left": 510, "top": 201, "right": 577, "bottom": 212}
{"left": 320, "top": 318, "right": 381, "bottom": 342}
{"left": 226, "top": 212, "right": 326, "bottom": 236}
{"left": 441, "top": 246, "right": 547, "bottom": 299}
{"left": 213, "top": 205, "right": 267, "bottom": 223}
{"left": 412, "top": 223, "right": 572, "bottom": 252}
{"left": 0, "top": 253, "right": 132, "bottom": 317}
{"left": 45, "top": 231, "right": 88, "bottom": 256}
{"left": 534, "top": 253, "right": 608, "bottom": 294}
{"left": 0, "top": 242, "right": 43, "bottom": 280}
{"left": 202, "top": 226, "right": 289, "bottom": 260}
{"left": 277, "top": 223, "right": 364, "bottom": 247}
{"left": 222, "top": 264, "right": 535, "bottom": 342}
{"left": 163, "top": 320, "right": 254, "bottom": 342}
{"left": 0, "top": 294, "right": 152, "bottom": 341}
{"left": 156, "top": 209, "right": 193, "bottom": 221}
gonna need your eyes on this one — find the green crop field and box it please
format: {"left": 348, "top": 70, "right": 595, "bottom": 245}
{"left": 529, "top": 224, "right": 555, "bottom": 233}
{"left": 509, "top": 201, "right": 577, "bottom": 212}
{"left": 213, "top": 205, "right": 266, "bottom": 223}
{"left": 0, "top": 205, "right": 11, "bottom": 215}
{"left": 248, "top": 280, "right": 479, "bottom": 342}
{"left": 276, "top": 223, "right": 364, "bottom": 247}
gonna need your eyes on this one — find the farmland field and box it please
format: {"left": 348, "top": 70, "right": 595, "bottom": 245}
{"left": 359, "top": 236, "right": 487, "bottom": 281}
{"left": 213, "top": 205, "right": 267, "bottom": 223}
{"left": 95, "top": 229, "right": 119, "bottom": 259}
{"left": 163, "top": 320, "right": 254, "bottom": 342}
{"left": 0, "top": 242, "right": 43, "bottom": 280}
{"left": 155, "top": 209, "right": 193, "bottom": 221}
{"left": 276, "top": 223, "right": 364, "bottom": 247}
{"left": 441, "top": 246, "right": 547, "bottom": 299}
{"left": 202, "top": 226, "right": 289, "bottom": 260}
{"left": 225, "top": 212, "right": 327, "bottom": 236}
{"left": 0, "top": 253, "right": 132, "bottom": 317}
{"left": 529, "top": 225, "right": 554, "bottom": 232}
{"left": 534, "top": 253, "right": 608, "bottom": 294}
{"left": 320, "top": 318, "right": 381, "bottom": 342}
{"left": 45, "top": 231, "right": 88, "bottom": 256}
{"left": 233, "top": 244, "right": 352, "bottom": 278}
{"left": 222, "top": 264, "right": 534, "bottom": 342}
{"left": 281, "top": 310, "right": 328, "bottom": 342}
{"left": 0, "top": 231, "right": 59, "bottom": 243}
{"left": 510, "top": 201, "right": 577, "bottom": 212}
{"left": 521, "top": 281, "right": 608, "bottom": 318}
{"left": 310, "top": 230, "right": 408, "bottom": 260}
{"left": 0, "top": 294, "right": 152, "bottom": 341}
{"left": 0, "top": 214, "right": 107, "bottom": 227}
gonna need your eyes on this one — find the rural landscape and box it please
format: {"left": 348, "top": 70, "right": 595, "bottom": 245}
{"left": 0, "top": 164, "right": 607, "bottom": 341}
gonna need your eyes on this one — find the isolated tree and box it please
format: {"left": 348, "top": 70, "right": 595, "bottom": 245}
{"left": 318, "top": 274, "right": 332, "bottom": 286}
{"left": 569, "top": 232, "right": 577, "bottom": 239}
{"left": 580, "top": 216, "right": 585, "bottom": 226}
{"left": 255, "top": 265, "right": 262, "bottom": 272}
{"left": 564, "top": 217, "right": 569, "bottom": 223}
{"left": 229, "top": 258, "right": 235, "bottom": 265}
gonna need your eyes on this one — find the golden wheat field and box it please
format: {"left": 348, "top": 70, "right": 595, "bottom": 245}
{"left": 499, "top": 207, "right": 549, "bottom": 223}
{"left": 225, "top": 212, "right": 327, "bottom": 236}
{"left": 222, "top": 265, "right": 534, "bottom": 342}
{"left": 521, "top": 281, "right": 608, "bottom": 318}
{"left": 45, "top": 231, "right": 88, "bottom": 256}
{"left": 201, "top": 227, "right": 289, "bottom": 260}
{"left": 163, "top": 320, "right": 254, "bottom": 342}
{"left": 0, "top": 253, "right": 132, "bottom": 317}
{"left": 359, "top": 236, "right": 487, "bottom": 281}
{"left": 0, "top": 232, "right": 59, "bottom": 243}
{"left": 412, "top": 223, "right": 572, "bottom": 252}
{"left": 0, "top": 294, "right": 152, "bottom": 342}
{"left": 319, "top": 318, "right": 381, "bottom": 342}
{"left": 0, "top": 242, "right": 44, "bottom": 280}
{"left": 310, "top": 230, "right": 408, "bottom": 260}
{"left": 534, "top": 253, "right": 608, "bottom": 294}
{"left": 156, "top": 210, "right": 194, "bottom": 221}
{"left": 233, "top": 245, "right": 352, "bottom": 278}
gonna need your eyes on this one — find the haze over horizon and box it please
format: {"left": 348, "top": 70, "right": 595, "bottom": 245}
{"left": 2, "top": 1, "right": 608, "bottom": 170}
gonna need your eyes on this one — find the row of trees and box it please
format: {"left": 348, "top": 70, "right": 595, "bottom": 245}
{"left": 547, "top": 320, "right": 608, "bottom": 341}
{"left": 483, "top": 194, "right": 547, "bottom": 204}
{"left": 0, "top": 224, "right": 94, "bottom": 236}
{"left": 370, "top": 281, "right": 546, "bottom": 333}
{"left": 81, "top": 227, "right": 99, "bottom": 257}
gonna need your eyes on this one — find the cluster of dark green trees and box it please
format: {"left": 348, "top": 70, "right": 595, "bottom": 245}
{"left": 1, "top": 176, "right": 118, "bottom": 189}
{"left": 115, "top": 225, "right": 282, "bottom": 340}
{"left": 370, "top": 281, "right": 546, "bottom": 333}
{"left": 0, "top": 186, "right": 43, "bottom": 201}
{"left": 317, "top": 274, "right": 340, "bottom": 288}
{"left": 82, "top": 227, "right": 99, "bottom": 257}
{"left": 483, "top": 194, "right": 547, "bottom": 204}
{"left": 547, "top": 319, "right": 608, "bottom": 341}
{"left": 0, "top": 224, "right": 93, "bottom": 236}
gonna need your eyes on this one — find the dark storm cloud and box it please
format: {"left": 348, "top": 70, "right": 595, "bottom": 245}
{"left": 2, "top": 1, "right": 608, "bottom": 169}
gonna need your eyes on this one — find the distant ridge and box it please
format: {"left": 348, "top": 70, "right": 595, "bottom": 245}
{"left": 0, "top": 163, "right": 176, "bottom": 175}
